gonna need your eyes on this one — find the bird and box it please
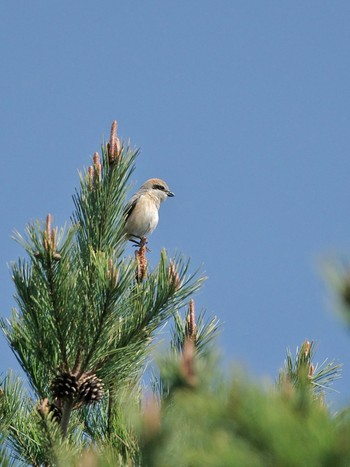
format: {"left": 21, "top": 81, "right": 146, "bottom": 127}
{"left": 124, "top": 178, "right": 174, "bottom": 245}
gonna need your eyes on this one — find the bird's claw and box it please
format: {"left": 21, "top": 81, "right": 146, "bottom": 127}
{"left": 129, "top": 237, "right": 150, "bottom": 252}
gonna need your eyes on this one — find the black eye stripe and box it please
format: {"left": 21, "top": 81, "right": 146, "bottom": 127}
{"left": 153, "top": 184, "right": 165, "bottom": 191}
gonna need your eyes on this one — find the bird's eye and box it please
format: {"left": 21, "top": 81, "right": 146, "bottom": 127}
{"left": 153, "top": 184, "right": 165, "bottom": 191}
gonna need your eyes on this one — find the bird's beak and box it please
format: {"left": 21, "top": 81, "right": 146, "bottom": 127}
{"left": 167, "top": 191, "right": 175, "bottom": 197}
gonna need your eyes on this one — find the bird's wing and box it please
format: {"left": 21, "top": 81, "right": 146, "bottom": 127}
{"left": 124, "top": 194, "right": 138, "bottom": 220}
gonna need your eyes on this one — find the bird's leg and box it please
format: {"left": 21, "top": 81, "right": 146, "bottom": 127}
{"left": 129, "top": 236, "right": 142, "bottom": 246}
{"left": 129, "top": 236, "right": 151, "bottom": 251}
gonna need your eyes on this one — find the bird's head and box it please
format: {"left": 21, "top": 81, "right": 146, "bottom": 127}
{"left": 140, "top": 178, "right": 175, "bottom": 202}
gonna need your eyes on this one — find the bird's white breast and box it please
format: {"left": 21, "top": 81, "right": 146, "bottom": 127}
{"left": 126, "top": 195, "right": 159, "bottom": 238}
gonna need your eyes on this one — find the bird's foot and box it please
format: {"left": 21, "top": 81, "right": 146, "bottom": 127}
{"left": 129, "top": 236, "right": 150, "bottom": 251}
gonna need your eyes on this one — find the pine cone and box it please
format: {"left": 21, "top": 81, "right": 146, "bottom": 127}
{"left": 50, "top": 372, "right": 79, "bottom": 401}
{"left": 78, "top": 374, "right": 104, "bottom": 404}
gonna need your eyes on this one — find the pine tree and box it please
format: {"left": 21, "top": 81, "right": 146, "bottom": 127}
{"left": 0, "top": 121, "right": 205, "bottom": 465}
{"left": 0, "top": 122, "right": 349, "bottom": 466}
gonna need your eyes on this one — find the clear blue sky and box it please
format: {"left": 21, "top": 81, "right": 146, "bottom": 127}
{"left": 1, "top": 1, "right": 350, "bottom": 407}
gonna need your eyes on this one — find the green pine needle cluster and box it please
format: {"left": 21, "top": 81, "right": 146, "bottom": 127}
{"left": 278, "top": 340, "right": 342, "bottom": 398}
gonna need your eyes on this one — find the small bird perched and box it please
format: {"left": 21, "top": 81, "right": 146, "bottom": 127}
{"left": 124, "top": 178, "right": 174, "bottom": 244}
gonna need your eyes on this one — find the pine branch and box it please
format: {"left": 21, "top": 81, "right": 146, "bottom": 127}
{"left": 60, "top": 400, "right": 74, "bottom": 437}
{"left": 171, "top": 302, "right": 220, "bottom": 357}
{"left": 0, "top": 373, "right": 63, "bottom": 466}
{"left": 1, "top": 121, "right": 209, "bottom": 461}
{"left": 278, "top": 340, "right": 342, "bottom": 400}
{"left": 45, "top": 254, "right": 69, "bottom": 370}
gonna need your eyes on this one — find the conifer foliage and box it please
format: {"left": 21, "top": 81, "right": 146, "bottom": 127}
{"left": 0, "top": 122, "right": 204, "bottom": 464}
{"left": 0, "top": 122, "right": 349, "bottom": 466}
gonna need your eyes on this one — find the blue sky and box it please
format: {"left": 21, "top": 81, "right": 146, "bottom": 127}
{"left": 1, "top": 1, "right": 350, "bottom": 407}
